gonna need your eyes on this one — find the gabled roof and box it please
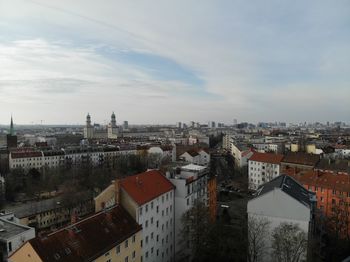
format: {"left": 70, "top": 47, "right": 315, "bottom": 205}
{"left": 282, "top": 152, "right": 320, "bottom": 166}
{"left": 28, "top": 205, "right": 141, "bottom": 262}
{"left": 121, "top": 170, "right": 174, "bottom": 206}
{"left": 287, "top": 169, "right": 350, "bottom": 193}
{"left": 249, "top": 152, "right": 284, "bottom": 164}
{"left": 255, "top": 175, "right": 315, "bottom": 208}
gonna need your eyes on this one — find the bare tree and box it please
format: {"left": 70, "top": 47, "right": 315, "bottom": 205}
{"left": 247, "top": 215, "right": 270, "bottom": 262}
{"left": 271, "top": 222, "right": 307, "bottom": 262}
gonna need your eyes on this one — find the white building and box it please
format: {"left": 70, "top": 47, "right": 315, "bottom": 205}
{"left": 120, "top": 170, "right": 175, "bottom": 262}
{"left": 248, "top": 152, "right": 284, "bottom": 190}
{"left": 0, "top": 212, "right": 35, "bottom": 261}
{"left": 179, "top": 149, "right": 210, "bottom": 166}
{"left": 169, "top": 164, "right": 209, "bottom": 260}
{"left": 247, "top": 175, "right": 316, "bottom": 262}
{"left": 9, "top": 145, "right": 137, "bottom": 171}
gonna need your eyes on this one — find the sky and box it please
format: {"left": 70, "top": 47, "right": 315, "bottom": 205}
{"left": 0, "top": 0, "right": 349, "bottom": 125}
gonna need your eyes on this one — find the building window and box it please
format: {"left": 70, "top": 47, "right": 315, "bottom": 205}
{"left": 125, "top": 240, "right": 128, "bottom": 248}
{"left": 132, "top": 235, "right": 136, "bottom": 243}
{"left": 8, "top": 242, "right": 12, "bottom": 252}
{"left": 116, "top": 245, "right": 120, "bottom": 254}
{"left": 125, "top": 256, "right": 128, "bottom": 262}
{"left": 139, "top": 207, "right": 142, "bottom": 216}
{"left": 132, "top": 251, "right": 135, "bottom": 259}
{"left": 333, "top": 189, "right": 336, "bottom": 195}
{"left": 145, "top": 204, "right": 148, "bottom": 212}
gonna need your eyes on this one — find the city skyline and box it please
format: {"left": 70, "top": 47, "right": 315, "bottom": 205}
{"left": 1, "top": 0, "right": 350, "bottom": 124}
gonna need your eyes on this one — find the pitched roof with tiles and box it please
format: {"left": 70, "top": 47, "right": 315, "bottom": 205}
{"left": 27, "top": 205, "right": 141, "bottom": 262}
{"left": 287, "top": 169, "right": 350, "bottom": 193}
{"left": 249, "top": 152, "right": 284, "bottom": 164}
{"left": 255, "top": 175, "right": 315, "bottom": 208}
{"left": 281, "top": 152, "right": 320, "bottom": 166}
{"left": 121, "top": 170, "right": 175, "bottom": 206}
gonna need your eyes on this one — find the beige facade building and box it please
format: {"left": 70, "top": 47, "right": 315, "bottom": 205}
{"left": 9, "top": 205, "right": 142, "bottom": 262}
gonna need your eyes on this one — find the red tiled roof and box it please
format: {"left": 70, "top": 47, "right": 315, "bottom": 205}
{"left": 11, "top": 151, "right": 42, "bottom": 159}
{"left": 282, "top": 152, "right": 320, "bottom": 166}
{"left": 121, "top": 170, "right": 175, "bottom": 206}
{"left": 249, "top": 152, "right": 284, "bottom": 164}
{"left": 286, "top": 169, "right": 350, "bottom": 193}
{"left": 28, "top": 205, "right": 141, "bottom": 262}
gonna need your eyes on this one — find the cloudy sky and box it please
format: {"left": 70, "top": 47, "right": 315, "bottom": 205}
{"left": 0, "top": 0, "right": 349, "bottom": 125}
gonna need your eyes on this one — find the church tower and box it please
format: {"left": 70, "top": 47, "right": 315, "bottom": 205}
{"left": 108, "top": 112, "right": 118, "bottom": 139}
{"left": 7, "top": 116, "right": 17, "bottom": 149}
{"left": 83, "top": 113, "right": 94, "bottom": 139}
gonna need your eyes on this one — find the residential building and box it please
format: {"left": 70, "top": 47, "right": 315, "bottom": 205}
{"left": 169, "top": 164, "right": 209, "bottom": 260}
{"left": 9, "top": 205, "right": 142, "bottom": 262}
{"left": 248, "top": 152, "right": 284, "bottom": 190}
{"left": 247, "top": 175, "right": 316, "bottom": 261}
{"left": 7, "top": 193, "right": 94, "bottom": 230}
{"left": 0, "top": 213, "right": 35, "bottom": 262}
{"left": 120, "top": 170, "right": 175, "bottom": 262}
{"left": 179, "top": 149, "right": 210, "bottom": 166}
{"left": 286, "top": 169, "right": 350, "bottom": 236}
{"left": 281, "top": 152, "right": 320, "bottom": 171}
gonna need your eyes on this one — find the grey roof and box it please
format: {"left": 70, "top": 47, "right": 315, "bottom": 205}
{"left": 7, "top": 192, "right": 92, "bottom": 218}
{"left": 0, "top": 218, "right": 32, "bottom": 241}
{"left": 255, "top": 175, "right": 315, "bottom": 208}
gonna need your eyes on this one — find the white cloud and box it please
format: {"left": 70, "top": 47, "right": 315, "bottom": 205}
{"left": 0, "top": 0, "right": 349, "bottom": 124}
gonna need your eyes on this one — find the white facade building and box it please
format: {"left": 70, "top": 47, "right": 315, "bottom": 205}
{"left": 120, "top": 170, "right": 175, "bottom": 262}
{"left": 247, "top": 175, "right": 316, "bottom": 262}
{"left": 248, "top": 152, "right": 284, "bottom": 190}
{"left": 169, "top": 164, "right": 209, "bottom": 260}
{"left": 179, "top": 149, "right": 210, "bottom": 166}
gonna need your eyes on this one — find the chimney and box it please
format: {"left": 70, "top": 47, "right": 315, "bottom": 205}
{"left": 115, "top": 179, "right": 121, "bottom": 205}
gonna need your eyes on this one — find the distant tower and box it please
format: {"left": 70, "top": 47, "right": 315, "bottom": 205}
{"left": 7, "top": 116, "right": 17, "bottom": 149}
{"left": 84, "top": 113, "right": 94, "bottom": 139}
{"left": 86, "top": 113, "right": 92, "bottom": 127}
{"left": 108, "top": 112, "right": 118, "bottom": 139}
{"left": 111, "top": 112, "right": 117, "bottom": 127}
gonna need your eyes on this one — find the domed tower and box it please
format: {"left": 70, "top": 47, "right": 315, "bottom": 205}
{"left": 84, "top": 113, "right": 94, "bottom": 139}
{"left": 111, "top": 112, "right": 116, "bottom": 127}
{"left": 108, "top": 111, "right": 118, "bottom": 139}
{"left": 86, "top": 113, "right": 92, "bottom": 127}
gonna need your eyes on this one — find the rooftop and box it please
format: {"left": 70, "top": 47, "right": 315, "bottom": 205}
{"left": 286, "top": 169, "right": 350, "bottom": 193}
{"left": 282, "top": 152, "right": 320, "bottom": 166}
{"left": 27, "top": 205, "right": 141, "bottom": 262}
{"left": 121, "top": 170, "right": 174, "bottom": 206}
{"left": 249, "top": 152, "right": 284, "bottom": 164}
{"left": 0, "top": 217, "right": 33, "bottom": 241}
{"left": 255, "top": 175, "right": 315, "bottom": 208}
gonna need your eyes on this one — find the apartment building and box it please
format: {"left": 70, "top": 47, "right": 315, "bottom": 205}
{"left": 247, "top": 175, "right": 316, "bottom": 261}
{"left": 8, "top": 145, "right": 137, "bottom": 171}
{"left": 120, "top": 170, "right": 175, "bottom": 262}
{"left": 7, "top": 193, "right": 94, "bottom": 230}
{"left": 248, "top": 152, "right": 284, "bottom": 190}
{"left": 169, "top": 164, "right": 210, "bottom": 260}
{"left": 9, "top": 205, "right": 142, "bottom": 262}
